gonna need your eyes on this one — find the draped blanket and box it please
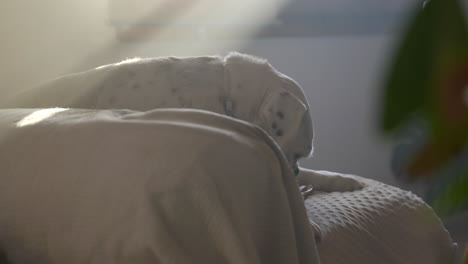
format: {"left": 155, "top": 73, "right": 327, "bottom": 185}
{"left": 0, "top": 108, "right": 320, "bottom": 264}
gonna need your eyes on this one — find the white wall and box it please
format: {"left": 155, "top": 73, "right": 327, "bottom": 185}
{"left": 0, "top": 0, "right": 402, "bottom": 185}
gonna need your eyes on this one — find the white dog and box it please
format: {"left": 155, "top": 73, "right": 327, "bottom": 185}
{"left": 2, "top": 52, "right": 363, "bottom": 195}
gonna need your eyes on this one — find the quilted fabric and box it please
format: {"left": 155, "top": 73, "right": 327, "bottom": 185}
{"left": 304, "top": 175, "right": 458, "bottom": 264}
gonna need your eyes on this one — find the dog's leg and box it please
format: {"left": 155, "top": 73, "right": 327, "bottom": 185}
{"left": 297, "top": 168, "right": 365, "bottom": 193}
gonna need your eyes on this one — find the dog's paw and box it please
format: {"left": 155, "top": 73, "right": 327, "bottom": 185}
{"left": 323, "top": 173, "right": 364, "bottom": 192}
{"left": 297, "top": 169, "right": 365, "bottom": 193}
{"left": 299, "top": 184, "right": 315, "bottom": 199}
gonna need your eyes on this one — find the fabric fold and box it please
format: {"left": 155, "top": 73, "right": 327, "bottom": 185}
{"left": 0, "top": 108, "right": 320, "bottom": 264}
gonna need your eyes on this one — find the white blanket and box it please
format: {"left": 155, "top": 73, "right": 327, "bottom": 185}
{"left": 0, "top": 108, "right": 320, "bottom": 264}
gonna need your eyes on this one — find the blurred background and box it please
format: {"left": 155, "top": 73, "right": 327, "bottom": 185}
{"left": 0, "top": 0, "right": 416, "bottom": 185}
{"left": 0, "top": 0, "right": 466, "bottom": 254}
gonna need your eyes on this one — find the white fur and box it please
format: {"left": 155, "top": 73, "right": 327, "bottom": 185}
{"left": 4, "top": 53, "right": 312, "bottom": 166}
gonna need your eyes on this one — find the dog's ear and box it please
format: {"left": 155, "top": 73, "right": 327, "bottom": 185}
{"left": 224, "top": 53, "right": 314, "bottom": 161}
{"left": 258, "top": 87, "right": 311, "bottom": 161}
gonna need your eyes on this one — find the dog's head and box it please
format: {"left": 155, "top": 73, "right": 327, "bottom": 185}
{"left": 224, "top": 53, "right": 314, "bottom": 172}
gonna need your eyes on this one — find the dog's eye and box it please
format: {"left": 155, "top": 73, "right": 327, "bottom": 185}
{"left": 293, "top": 153, "right": 301, "bottom": 161}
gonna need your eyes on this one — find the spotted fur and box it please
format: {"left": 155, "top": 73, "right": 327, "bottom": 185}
{"left": 3, "top": 53, "right": 314, "bottom": 170}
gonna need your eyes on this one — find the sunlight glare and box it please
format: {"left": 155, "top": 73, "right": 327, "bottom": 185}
{"left": 110, "top": 0, "right": 290, "bottom": 47}
{"left": 17, "top": 108, "right": 69, "bottom": 127}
